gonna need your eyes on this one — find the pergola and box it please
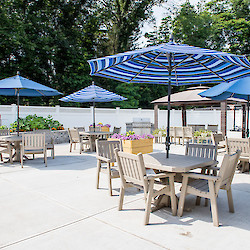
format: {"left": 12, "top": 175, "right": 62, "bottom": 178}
{"left": 152, "top": 86, "right": 247, "bottom": 137}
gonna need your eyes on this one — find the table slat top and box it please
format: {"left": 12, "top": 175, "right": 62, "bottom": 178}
{"left": 143, "top": 153, "right": 216, "bottom": 173}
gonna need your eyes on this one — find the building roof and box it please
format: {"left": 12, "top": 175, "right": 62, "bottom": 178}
{"left": 152, "top": 86, "right": 246, "bottom": 106}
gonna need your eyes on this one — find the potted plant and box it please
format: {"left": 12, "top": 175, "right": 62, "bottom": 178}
{"left": 111, "top": 131, "right": 154, "bottom": 154}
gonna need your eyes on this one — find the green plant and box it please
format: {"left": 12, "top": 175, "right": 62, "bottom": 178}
{"left": 193, "top": 129, "right": 212, "bottom": 138}
{"left": 10, "top": 115, "right": 63, "bottom": 132}
{"left": 152, "top": 127, "right": 166, "bottom": 136}
{"left": 0, "top": 125, "right": 8, "bottom": 130}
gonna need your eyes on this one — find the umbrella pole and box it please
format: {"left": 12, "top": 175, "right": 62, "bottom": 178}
{"left": 166, "top": 53, "right": 172, "bottom": 158}
{"left": 93, "top": 101, "right": 96, "bottom": 132}
{"left": 247, "top": 96, "right": 249, "bottom": 137}
{"left": 17, "top": 89, "right": 20, "bottom": 136}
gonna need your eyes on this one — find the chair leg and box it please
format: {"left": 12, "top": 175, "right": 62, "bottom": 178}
{"left": 21, "top": 151, "right": 24, "bottom": 168}
{"left": 70, "top": 142, "right": 72, "bottom": 152}
{"left": 177, "top": 175, "right": 188, "bottom": 217}
{"left": 227, "top": 187, "right": 234, "bottom": 213}
{"left": 96, "top": 160, "right": 101, "bottom": 189}
{"left": 196, "top": 197, "right": 201, "bottom": 206}
{"left": 107, "top": 163, "right": 112, "bottom": 196}
{"left": 169, "top": 175, "right": 177, "bottom": 216}
{"left": 208, "top": 180, "right": 219, "bottom": 227}
{"left": 0, "top": 153, "right": 3, "bottom": 162}
{"left": 144, "top": 180, "right": 154, "bottom": 225}
{"left": 118, "top": 186, "right": 125, "bottom": 211}
{"left": 52, "top": 148, "right": 55, "bottom": 159}
{"left": 44, "top": 151, "right": 47, "bottom": 167}
{"left": 79, "top": 143, "right": 82, "bottom": 154}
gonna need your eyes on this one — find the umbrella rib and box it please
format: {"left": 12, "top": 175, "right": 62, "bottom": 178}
{"left": 129, "top": 53, "right": 164, "bottom": 83}
{"left": 190, "top": 55, "right": 229, "bottom": 83}
{"left": 142, "top": 54, "right": 169, "bottom": 71}
{"left": 172, "top": 54, "right": 194, "bottom": 69}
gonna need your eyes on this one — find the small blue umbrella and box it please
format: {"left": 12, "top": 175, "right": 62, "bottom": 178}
{"left": 200, "top": 77, "right": 250, "bottom": 136}
{"left": 88, "top": 39, "right": 250, "bottom": 157}
{"left": 0, "top": 73, "right": 62, "bottom": 134}
{"left": 59, "top": 82, "right": 127, "bottom": 131}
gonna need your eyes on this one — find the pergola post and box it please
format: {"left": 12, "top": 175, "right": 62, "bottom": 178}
{"left": 242, "top": 104, "right": 246, "bottom": 138}
{"left": 221, "top": 100, "right": 227, "bottom": 137}
{"left": 181, "top": 105, "right": 187, "bottom": 127}
{"left": 154, "top": 104, "right": 159, "bottom": 130}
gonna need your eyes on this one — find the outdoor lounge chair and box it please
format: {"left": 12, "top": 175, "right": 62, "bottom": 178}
{"left": 96, "top": 139, "right": 122, "bottom": 196}
{"left": 114, "top": 149, "right": 177, "bottom": 225}
{"left": 211, "top": 133, "right": 226, "bottom": 152}
{"left": 21, "top": 133, "right": 47, "bottom": 168}
{"left": 178, "top": 150, "right": 241, "bottom": 227}
{"left": 68, "top": 128, "right": 90, "bottom": 154}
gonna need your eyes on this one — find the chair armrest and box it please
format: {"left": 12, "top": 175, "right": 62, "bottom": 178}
{"left": 96, "top": 155, "right": 110, "bottom": 163}
{"left": 205, "top": 166, "right": 220, "bottom": 171}
{"left": 144, "top": 172, "right": 175, "bottom": 180}
{"left": 183, "top": 173, "right": 220, "bottom": 182}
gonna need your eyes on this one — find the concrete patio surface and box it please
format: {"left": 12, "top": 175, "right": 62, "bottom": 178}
{"left": 0, "top": 142, "right": 250, "bottom": 250}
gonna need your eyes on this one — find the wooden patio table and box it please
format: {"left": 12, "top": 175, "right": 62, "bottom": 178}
{"left": 143, "top": 152, "right": 216, "bottom": 210}
{"left": 0, "top": 135, "right": 22, "bottom": 162}
{"left": 79, "top": 131, "right": 112, "bottom": 152}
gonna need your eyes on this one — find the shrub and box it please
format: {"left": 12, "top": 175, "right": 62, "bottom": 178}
{"left": 10, "top": 115, "right": 64, "bottom": 132}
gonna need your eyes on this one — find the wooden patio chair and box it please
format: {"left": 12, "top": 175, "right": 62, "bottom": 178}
{"left": 183, "top": 127, "right": 193, "bottom": 145}
{"left": 20, "top": 133, "right": 47, "bottom": 168}
{"left": 32, "top": 130, "right": 55, "bottom": 159}
{"left": 68, "top": 128, "right": 90, "bottom": 154}
{"left": 74, "top": 126, "right": 85, "bottom": 132}
{"left": 178, "top": 150, "right": 241, "bottom": 227}
{"left": 0, "top": 129, "right": 13, "bottom": 163}
{"left": 96, "top": 139, "right": 122, "bottom": 196}
{"left": 114, "top": 149, "right": 177, "bottom": 225}
{"left": 174, "top": 127, "right": 183, "bottom": 145}
{"left": 112, "top": 126, "right": 121, "bottom": 134}
{"left": 185, "top": 142, "right": 218, "bottom": 205}
{"left": 225, "top": 137, "right": 250, "bottom": 172}
{"left": 211, "top": 133, "right": 226, "bottom": 151}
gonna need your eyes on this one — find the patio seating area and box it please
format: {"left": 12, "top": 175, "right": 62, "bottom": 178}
{"left": 1, "top": 142, "right": 250, "bottom": 249}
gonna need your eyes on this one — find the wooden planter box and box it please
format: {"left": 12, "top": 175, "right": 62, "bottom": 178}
{"left": 100, "top": 126, "right": 110, "bottom": 132}
{"left": 122, "top": 138, "right": 153, "bottom": 154}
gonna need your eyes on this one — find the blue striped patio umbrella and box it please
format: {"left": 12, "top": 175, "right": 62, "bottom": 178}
{"left": 59, "top": 82, "right": 127, "bottom": 131}
{"left": 88, "top": 40, "right": 250, "bottom": 157}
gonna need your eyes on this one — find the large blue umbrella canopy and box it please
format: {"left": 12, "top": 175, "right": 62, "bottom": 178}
{"left": 200, "top": 77, "right": 250, "bottom": 136}
{"left": 0, "top": 74, "right": 62, "bottom": 134}
{"left": 0, "top": 74, "right": 62, "bottom": 96}
{"left": 59, "top": 83, "right": 127, "bottom": 130}
{"left": 88, "top": 40, "right": 250, "bottom": 157}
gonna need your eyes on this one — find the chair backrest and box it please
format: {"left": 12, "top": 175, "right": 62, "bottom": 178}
{"left": 169, "top": 127, "right": 175, "bottom": 137}
{"left": 175, "top": 127, "right": 183, "bottom": 137}
{"left": 207, "top": 124, "right": 218, "bottom": 132}
{"left": 113, "top": 127, "right": 121, "bottom": 134}
{"left": 68, "top": 128, "right": 80, "bottom": 143}
{"left": 114, "top": 149, "right": 147, "bottom": 190}
{"left": 183, "top": 127, "right": 193, "bottom": 138}
{"left": 22, "top": 133, "right": 45, "bottom": 150}
{"left": 0, "top": 129, "right": 9, "bottom": 136}
{"left": 96, "top": 139, "right": 122, "bottom": 163}
{"left": 185, "top": 142, "right": 217, "bottom": 161}
{"left": 216, "top": 150, "right": 241, "bottom": 192}
{"left": 74, "top": 127, "right": 85, "bottom": 132}
{"left": 211, "top": 133, "right": 224, "bottom": 145}
{"left": 32, "top": 129, "right": 54, "bottom": 144}
{"left": 226, "top": 137, "right": 250, "bottom": 157}
{"left": 89, "top": 126, "right": 101, "bottom": 132}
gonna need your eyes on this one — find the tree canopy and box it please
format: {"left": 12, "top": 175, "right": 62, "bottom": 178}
{"left": 0, "top": 0, "right": 249, "bottom": 108}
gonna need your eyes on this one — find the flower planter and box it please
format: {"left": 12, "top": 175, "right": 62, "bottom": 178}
{"left": 122, "top": 138, "right": 153, "bottom": 154}
{"left": 101, "top": 126, "right": 110, "bottom": 132}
